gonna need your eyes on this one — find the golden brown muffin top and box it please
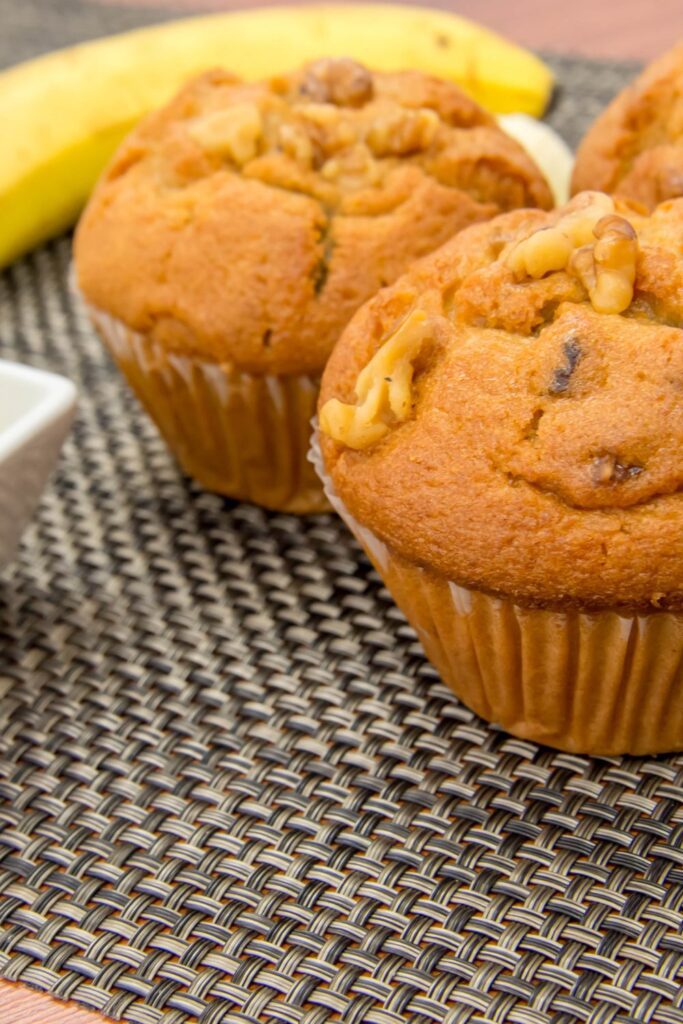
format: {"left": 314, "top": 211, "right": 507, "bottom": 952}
{"left": 319, "top": 192, "right": 683, "bottom": 611}
{"left": 572, "top": 42, "right": 683, "bottom": 210}
{"left": 74, "top": 60, "right": 551, "bottom": 376}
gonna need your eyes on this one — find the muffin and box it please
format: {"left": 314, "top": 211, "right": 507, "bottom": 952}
{"left": 316, "top": 191, "right": 683, "bottom": 755}
{"left": 74, "top": 58, "right": 552, "bottom": 513}
{"left": 572, "top": 42, "right": 683, "bottom": 210}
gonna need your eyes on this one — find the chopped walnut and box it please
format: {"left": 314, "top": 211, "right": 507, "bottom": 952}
{"left": 509, "top": 193, "right": 615, "bottom": 280}
{"left": 568, "top": 245, "right": 597, "bottom": 292}
{"left": 366, "top": 107, "right": 440, "bottom": 157}
{"left": 295, "top": 104, "right": 359, "bottom": 159}
{"left": 590, "top": 214, "right": 638, "bottom": 314}
{"left": 320, "top": 310, "right": 433, "bottom": 449}
{"left": 568, "top": 215, "right": 638, "bottom": 314}
{"left": 508, "top": 193, "right": 639, "bottom": 315}
{"left": 278, "top": 123, "right": 314, "bottom": 166}
{"left": 299, "top": 59, "right": 374, "bottom": 107}
{"left": 509, "top": 226, "right": 572, "bottom": 280}
{"left": 299, "top": 102, "right": 340, "bottom": 127}
{"left": 556, "top": 191, "right": 615, "bottom": 247}
{"left": 321, "top": 144, "right": 380, "bottom": 188}
{"left": 188, "top": 104, "right": 262, "bottom": 166}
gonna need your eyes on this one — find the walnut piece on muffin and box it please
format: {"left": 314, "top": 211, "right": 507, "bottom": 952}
{"left": 572, "top": 42, "right": 683, "bottom": 210}
{"left": 319, "top": 192, "right": 683, "bottom": 611}
{"left": 75, "top": 58, "right": 552, "bottom": 379}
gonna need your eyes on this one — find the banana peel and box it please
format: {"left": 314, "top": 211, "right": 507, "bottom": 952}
{"left": 499, "top": 114, "right": 574, "bottom": 205}
{"left": 0, "top": 5, "right": 554, "bottom": 268}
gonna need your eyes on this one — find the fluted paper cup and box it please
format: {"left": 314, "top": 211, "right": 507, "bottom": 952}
{"left": 87, "top": 306, "right": 328, "bottom": 514}
{"left": 310, "top": 429, "right": 683, "bottom": 755}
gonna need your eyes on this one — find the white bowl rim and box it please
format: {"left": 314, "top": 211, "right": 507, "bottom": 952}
{"left": 0, "top": 359, "right": 77, "bottom": 462}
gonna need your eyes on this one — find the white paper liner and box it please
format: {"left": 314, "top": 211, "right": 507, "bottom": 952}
{"left": 310, "top": 427, "right": 683, "bottom": 755}
{"left": 87, "top": 304, "right": 328, "bottom": 514}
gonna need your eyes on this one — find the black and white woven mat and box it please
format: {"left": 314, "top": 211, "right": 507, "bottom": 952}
{"left": 1, "top": 10, "right": 682, "bottom": 1021}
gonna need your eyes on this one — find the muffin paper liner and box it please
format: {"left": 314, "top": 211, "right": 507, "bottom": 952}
{"left": 87, "top": 306, "right": 328, "bottom": 514}
{"left": 310, "top": 429, "right": 683, "bottom": 755}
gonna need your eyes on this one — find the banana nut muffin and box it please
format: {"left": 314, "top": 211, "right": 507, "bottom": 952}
{"left": 572, "top": 42, "right": 683, "bottom": 210}
{"left": 317, "top": 191, "right": 683, "bottom": 754}
{"left": 74, "top": 58, "right": 552, "bottom": 512}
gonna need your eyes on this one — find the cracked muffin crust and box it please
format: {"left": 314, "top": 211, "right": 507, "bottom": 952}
{"left": 319, "top": 192, "right": 683, "bottom": 610}
{"left": 572, "top": 43, "right": 683, "bottom": 211}
{"left": 74, "top": 59, "right": 552, "bottom": 377}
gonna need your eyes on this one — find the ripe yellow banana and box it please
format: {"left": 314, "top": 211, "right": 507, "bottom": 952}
{"left": 0, "top": 4, "right": 554, "bottom": 268}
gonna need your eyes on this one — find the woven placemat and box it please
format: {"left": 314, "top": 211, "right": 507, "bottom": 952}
{"left": 1, "top": 14, "right": 683, "bottom": 1021}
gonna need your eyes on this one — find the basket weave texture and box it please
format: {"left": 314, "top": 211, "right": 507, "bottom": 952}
{"left": 1, "top": 20, "right": 682, "bottom": 1022}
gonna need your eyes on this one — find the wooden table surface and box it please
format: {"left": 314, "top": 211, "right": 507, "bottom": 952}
{"left": 2, "top": 0, "right": 682, "bottom": 1021}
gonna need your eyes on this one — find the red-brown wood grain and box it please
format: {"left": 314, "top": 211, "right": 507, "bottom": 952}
{"left": 0, "top": 983, "right": 111, "bottom": 1022}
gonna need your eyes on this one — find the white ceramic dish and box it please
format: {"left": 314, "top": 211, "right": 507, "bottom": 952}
{"left": 0, "top": 360, "right": 77, "bottom": 571}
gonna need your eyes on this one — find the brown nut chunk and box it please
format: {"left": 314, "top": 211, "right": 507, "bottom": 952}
{"left": 188, "top": 103, "right": 262, "bottom": 166}
{"left": 277, "top": 123, "right": 315, "bottom": 166}
{"left": 299, "top": 58, "right": 374, "bottom": 107}
{"left": 320, "top": 309, "right": 434, "bottom": 449}
{"left": 302, "top": 110, "right": 358, "bottom": 157}
{"left": 558, "top": 191, "right": 615, "bottom": 248}
{"left": 508, "top": 193, "right": 615, "bottom": 281}
{"left": 508, "top": 226, "right": 573, "bottom": 280}
{"left": 568, "top": 214, "right": 638, "bottom": 315}
{"left": 567, "top": 244, "right": 597, "bottom": 292}
{"left": 366, "top": 107, "right": 440, "bottom": 157}
{"left": 321, "top": 144, "right": 380, "bottom": 188}
{"left": 507, "top": 193, "right": 638, "bottom": 315}
{"left": 590, "top": 214, "right": 638, "bottom": 314}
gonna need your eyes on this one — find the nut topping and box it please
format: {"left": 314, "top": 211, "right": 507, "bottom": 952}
{"left": 277, "top": 123, "right": 314, "bottom": 166}
{"left": 188, "top": 104, "right": 262, "bottom": 166}
{"left": 320, "top": 309, "right": 434, "bottom": 449}
{"left": 589, "top": 214, "right": 638, "bottom": 314}
{"left": 321, "top": 144, "right": 380, "bottom": 188}
{"left": 508, "top": 193, "right": 639, "bottom": 315}
{"left": 299, "top": 58, "right": 374, "bottom": 107}
{"left": 366, "top": 107, "right": 440, "bottom": 157}
{"left": 509, "top": 226, "right": 572, "bottom": 280}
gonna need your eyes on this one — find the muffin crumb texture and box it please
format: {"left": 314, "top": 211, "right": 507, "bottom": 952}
{"left": 572, "top": 41, "right": 683, "bottom": 210}
{"left": 319, "top": 193, "right": 683, "bottom": 609}
{"left": 75, "top": 59, "right": 551, "bottom": 376}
